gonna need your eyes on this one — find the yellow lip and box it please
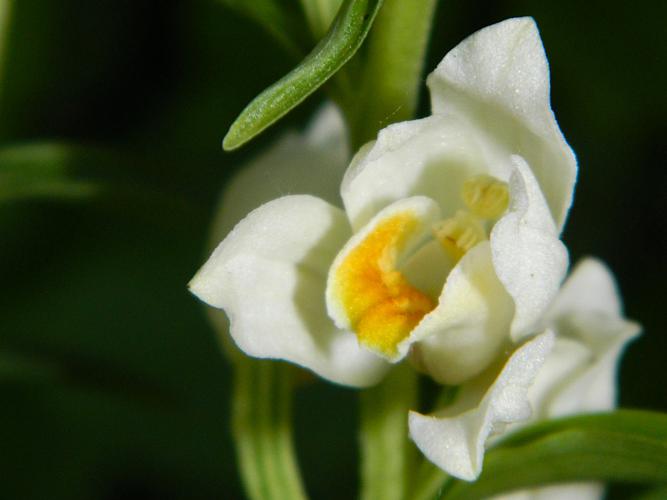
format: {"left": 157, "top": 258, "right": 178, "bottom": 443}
{"left": 331, "top": 211, "right": 435, "bottom": 358}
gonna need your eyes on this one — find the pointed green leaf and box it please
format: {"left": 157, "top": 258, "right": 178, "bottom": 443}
{"left": 222, "top": 0, "right": 383, "bottom": 151}
{"left": 439, "top": 411, "right": 667, "bottom": 500}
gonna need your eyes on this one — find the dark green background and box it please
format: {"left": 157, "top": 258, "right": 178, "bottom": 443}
{"left": 1, "top": 1, "right": 665, "bottom": 498}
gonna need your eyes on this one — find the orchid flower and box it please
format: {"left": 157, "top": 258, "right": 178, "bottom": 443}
{"left": 190, "top": 17, "right": 596, "bottom": 480}
{"left": 484, "top": 258, "right": 640, "bottom": 499}
{"left": 411, "top": 258, "right": 640, "bottom": 483}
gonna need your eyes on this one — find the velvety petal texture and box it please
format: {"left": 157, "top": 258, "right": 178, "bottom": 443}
{"left": 191, "top": 105, "right": 390, "bottom": 386}
{"left": 427, "top": 17, "right": 576, "bottom": 230}
{"left": 190, "top": 19, "right": 613, "bottom": 485}
{"left": 326, "top": 196, "right": 442, "bottom": 360}
{"left": 490, "top": 259, "right": 639, "bottom": 498}
{"left": 408, "top": 259, "right": 638, "bottom": 483}
{"left": 406, "top": 241, "right": 514, "bottom": 385}
{"left": 490, "top": 156, "right": 568, "bottom": 340}
{"left": 529, "top": 258, "right": 640, "bottom": 418}
{"left": 341, "top": 114, "right": 481, "bottom": 231}
{"left": 209, "top": 104, "right": 349, "bottom": 243}
{"left": 202, "top": 104, "right": 350, "bottom": 343}
{"left": 409, "top": 331, "right": 555, "bottom": 480}
{"left": 190, "top": 194, "right": 389, "bottom": 387}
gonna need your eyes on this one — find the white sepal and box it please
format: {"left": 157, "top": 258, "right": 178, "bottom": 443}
{"left": 427, "top": 17, "right": 577, "bottom": 229}
{"left": 405, "top": 242, "right": 514, "bottom": 384}
{"left": 190, "top": 195, "right": 389, "bottom": 387}
{"left": 491, "top": 156, "right": 568, "bottom": 340}
{"left": 409, "top": 331, "right": 555, "bottom": 481}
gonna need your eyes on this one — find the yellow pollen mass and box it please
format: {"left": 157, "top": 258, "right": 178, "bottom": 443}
{"left": 462, "top": 174, "right": 510, "bottom": 219}
{"left": 334, "top": 212, "right": 435, "bottom": 358}
{"left": 432, "top": 211, "right": 487, "bottom": 262}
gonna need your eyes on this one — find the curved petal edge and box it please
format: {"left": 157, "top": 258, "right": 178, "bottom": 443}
{"left": 409, "top": 331, "right": 555, "bottom": 480}
{"left": 190, "top": 194, "right": 389, "bottom": 387}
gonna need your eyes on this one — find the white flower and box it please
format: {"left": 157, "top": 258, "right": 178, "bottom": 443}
{"left": 409, "top": 259, "right": 640, "bottom": 482}
{"left": 483, "top": 259, "right": 640, "bottom": 500}
{"left": 190, "top": 17, "right": 592, "bottom": 480}
{"left": 191, "top": 16, "right": 573, "bottom": 380}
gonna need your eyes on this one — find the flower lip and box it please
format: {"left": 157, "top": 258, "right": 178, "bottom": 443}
{"left": 326, "top": 196, "right": 442, "bottom": 360}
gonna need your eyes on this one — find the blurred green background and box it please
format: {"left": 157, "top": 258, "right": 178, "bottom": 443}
{"left": 1, "top": 1, "right": 665, "bottom": 499}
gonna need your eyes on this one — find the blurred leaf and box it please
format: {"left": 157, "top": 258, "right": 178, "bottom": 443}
{"left": 0, "top": 142, "right": 102, "bottom": 201}
{"left": 222, "top": 0, "right": 383, "bottom": 151}
{"left": 0, "top": 346, "right": 178, "bottom": 409}
{"left": 219, "top": 0, "right": 310, "bottom": 58}
{"left": 0, "top": 0, "right": 12, "bottom": 88}
{"left": 495, "top": 409, "right": 667, "bottom": 446}
{"left": 0, "top": 0, "right": 15, "bottom": 125}
{"left": 0, "top": 142, "right": 204, "bottom": 223}
{"left": 0, "top": 350, "right": 58, "bottom": 382}
{"left": 232, "top": 359, "right": 306, "bottom": 500}
{"left": 633, "top": 484, "right": 667, "bottom": 500}
{"left": 440, "top": 411, "right": 667, "bottom": 500}
{"left": 299, "top": 0, "right": 343, "bottom": 39}
{"left": 0, "top": 1, "right": 166, "bottom": 143}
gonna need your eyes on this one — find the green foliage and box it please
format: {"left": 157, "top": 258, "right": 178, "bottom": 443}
{"left": 439, "top": 411, "right": 667, "bottom": 499}
{"left": 0, "top": 143, "right": 101, "bottom": 202}
{"left": 218, "top": 0, "right": 310, "bottom": 57}
{"left": 232, "top": 360, "right": 306, "bottom": 500}
{"left": 0, "top": 0, "right": 665, "bottom": 499}
{"left": 222, "top": 0, "right": 383, "bottom": 151}
{"left": 344, "top": 0, "right": 437, "bottom": 148}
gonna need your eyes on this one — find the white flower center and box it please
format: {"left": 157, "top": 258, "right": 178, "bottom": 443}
{"left": 328, "top": 174, "right": 509, "bottom": 359}
{"left": 432, "top": 174, "right": 509, "bottom": 262}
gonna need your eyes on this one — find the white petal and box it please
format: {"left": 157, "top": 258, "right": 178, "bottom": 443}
{"left": 203, "top": 105, "right": 348, "bottom": 356}
{"left": 539, "top": 312, "right": 640, "bottom": 416}
{"left": 341, "top": 115, "right": 482, "bottom": 230}
{"left": 190, "top": 195, "right": 389, "bottom": 387}
{"left": 525, "top": 336, "right": 592, "bottom": 417}
{"left": 204, "top": 105, "right": 348, "bottom": 352}
{"left": 210, "top": 103, "right": 349, "bottom": 243}
{"left": 401, "top": 240, "right": 454, "bottom": 300}
{"left": 524, "top": 259, "right": 641, "bottom": 417}
{"left": 409, "top": 331, "right": 555, "bottom": 481}
{"left": 427, "top": 17, "right": 576, "bottom": 230}
{"left": 546, "top": 258, "right": 622, "bottom": 320}
{"left": 405, "top": 242, "right": 514, "bottom": 384}
{"left": 491, "top": 156, "right": 568, "bottom": 341}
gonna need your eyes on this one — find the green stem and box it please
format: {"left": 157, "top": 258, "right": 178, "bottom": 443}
{"left": 410, "top": 462, "right": 451, "bottom": 500}
{"left": 353, "top": 8, "right": 438, "bottom": 495}
{"left": 232, "top": 358, "right": 307, "bottom": 500}
{"left": 346, "top": 0, "right": 438, "bottom": 150}
{"left": 359, "top": 363, "right": 418, "bottom": 500}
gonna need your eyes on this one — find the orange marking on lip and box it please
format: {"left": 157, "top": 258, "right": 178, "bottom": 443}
{"left": 334, "top": 212, "right": 435, "bottom": 357}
